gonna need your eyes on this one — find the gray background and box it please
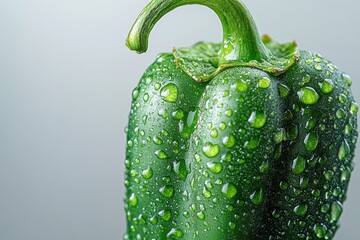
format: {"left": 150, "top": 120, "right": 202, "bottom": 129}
{"left": 1, "top": 0, "right": 359, "bottom": 239}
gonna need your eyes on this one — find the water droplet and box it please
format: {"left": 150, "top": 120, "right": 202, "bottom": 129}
{"left": 222, "top": 183, "right": 237, "bottom": 199}
{"left": 142, "top": 115, "right": 148, "bottom": 124}
{"left": 158, "top": 109, "right": 169, "bottom": 119}
{"left": 321, "top": 204, "right": 329, "bottom": 213}
{"left": 305, "top": 117, "right": 316, "bottom": 130}
{"left": 244, "top": 137, "right": 260, "bottom": 150}
{"left": 155, "top": 150, "right": 168, "bottom": 159}
{"left": 279, "top": 181, "right": 288, "bottom": 190}
{"left": 207, "top": 162, "right": 223, "bottom": 174}
{"left": 272, "top": 209, "right": 281, "bottom": 218}
{"left": 132, "top": 88, "right": 139, "bottom": 100}
{"left": 183, "top": 211, "right": 190, "bottom": 218}
{"left": 228, "top": 221, "right": 236, "bottom": 229}
{"left": 278, "top": 83, "right": 290, "bottom": 98}
{"left": 293, "top": 188, "right": 301, "bottom": 196}
{"left": 149, "top": 216, "right": 158, "bottom": 225}
{"left": 274, "top": 128, "right": 286, "bottom": 144}
{"left": 223, "top": 90, "right": 230, "bottom": 97}
{"left": 172, "top": 109, "right": 185, "bottom": 120}
{"left": 202, "top": 142, "right": 220, "bottom": 158}
{"left": 133, "top": 127, "right": 140, "bottom": 137}
{"left": 250, "top": 189, "right": 263, "bottom": 205}
{"left": 314, "top": 57, "right": 322, "bottom": 63}
{"left": 162, "top": 176, "right": 171, "bottom": 183}
{"left": 304, "top": 132, "right": 319, "bottom": 151}
{"left": 129, "top": 193, "right": 138, "bottom": 207}
{"left": 319, "top": 79, "right": 335, "bottom": 94}
{"left": 142, "top": 167, "right": 153, "bottom": 179}
{"left": 153, "top": 135, "right": 163, "bottom": 145}
{"left": 225, "top": 109, "right": 233, "bottom": 117}
{"left": 234, "top": 79, "right": 248, "bottom": 92}
{"left": 154, "top": 83, "right": 161, "bottom": 90}
{"left": 350, "top": 102, "right": 359, "bottom": 114}
{"left": 336, "top": 109, "right": 346, "bottom": 119}
{"left": 271, "top": 142, "right": 283, "bottom": 160}
{"left": 221, "top": 152, "right": 232, "bottom": 163}
{"left": 225, "top": 205, "right": 233, "bottom": 212}
{"left": 341, "top": 169, "right": 350, "bottom": 183}
{"left": 205, "top": 179, "right": 213, "bottom": 189}
{"left": 297, "top": 87, "right": 319, "bottom": 105}
{"left": 228, "top": 165, "right": 235, "bottom": 172}
{"left": 210, "top": 129, "right": 218, "bottom": 138}
{"left": 215, "top": 179, "right": 223, "bottom": 185}
{"left": 173, "top": 159, "right": 188, "bottom": 181}
{"left": 127, "top": 140, "right": 133, "bottom": 147}
{"left": 219, "top": 122, "right": 227, "bottom": 131}
{"left": 259, "top": 161, "right": 269, "bottom": 173}
{"left": 143, "top": 93, "right": 149, "bottom": 102}
{"left": 197, "top": 211, "right": 205, "bottom": 220}
{"left": 158, "top": 210, "right": 171, "bottom": 221}
{"left": 339, "top": 94, "right": 346, "bottom": 104}
{"left": 345, "top": 123, "right": 353, "bottom": 135}
{"left": 313, "top": 224, "right": 327, "bottom": 238}
{"left": 203, "top": 187, "right": 211, "bottom": 198}
{"left": 315, "top": 64, "right": 322, "bottom": 71}
{"left": 125, "top": 159, "right": 130, "bottom": 169}
{"left": 160, "top": 83, "right": 178, "bottom": 103}
{"left": 330, "top": 201, "right": 343, "bottom": 223}
{"left": 333, "top": 187, "right": 341, "bottom": 197}
{"left": 186, "top": 110, "right": 198, "bottom": 127}
{"left": 293, "top": 204, "right": 308, "bottom": 216}
{"left": 300, "top": 176, "right": 309, "bottom": 189}
{"left": 258, "top": 77, "right": 271, "bottom": 89}
{"left": 136, "top": 214, "right": 146, "bottom": 225}
{"left": 292, "top": 156, "right": 306, "bottom": 175}
{"left": 338, "top": 140, "right": 350, "bottom": 161}
{"left": 248, "top": 111, "right": 267, "bottom": 128}
{"left": 283, "top": 109, "right": 293, "bottom": 121}
{"left": 159, "top": 185, "right": 174, "bottom": 198}
{"left": 312, "top": 189, "right": 320, "bottom": 198}
{"left": 194, "top": 154, "right": 201, "bottom": 163}
{"left": 156, "top": 55, "right": 165, "bottom": 62}
{"left": 222, "top": 134, "right": 236, "bottom": 148}
{"left": 145, "top": 77, "right": 152, "bottom": 85}
{"left": 342, "top": 73, "right": 352, "bottom": 86}
{"left": 130, "top": 169, "right": 138, "bottom": 177}
{"left": 167, "top": 228, "right": 184, "bottom": 239}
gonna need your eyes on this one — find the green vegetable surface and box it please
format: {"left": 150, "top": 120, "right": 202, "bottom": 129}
{"left": 124, "top": 0, "right": 358, "bottom": 239}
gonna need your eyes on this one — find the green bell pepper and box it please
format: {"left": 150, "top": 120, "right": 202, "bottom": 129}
{"left": 124, "top": 0, "right": 358, "bottom": 239}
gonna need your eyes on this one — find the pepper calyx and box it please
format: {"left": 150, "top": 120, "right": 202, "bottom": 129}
{"left": 173, "top": 35, "right": 299, "bottom": 82}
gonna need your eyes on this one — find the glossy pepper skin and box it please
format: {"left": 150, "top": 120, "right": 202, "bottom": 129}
{"left": 124, "top": 0, "right": 358, "bottom": 239}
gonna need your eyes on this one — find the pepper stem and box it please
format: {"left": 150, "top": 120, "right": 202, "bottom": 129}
{"left": 126, "top": 0, "right": 273, "bottom": 65}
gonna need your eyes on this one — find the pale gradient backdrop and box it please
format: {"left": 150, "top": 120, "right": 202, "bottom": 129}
{"left": 0, "top": 0, "right": 359, "bottom": 239}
